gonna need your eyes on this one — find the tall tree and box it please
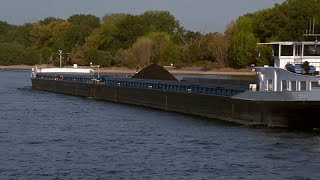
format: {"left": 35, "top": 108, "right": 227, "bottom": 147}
{"left": 230, "top": 16, "right": 258, "bottom": 67}
{"left": 207, "top": 32, "right": 229, "bottom": 66}
{"left": 141, "top": 10, "right": 181, "bottom": 35}
{"left": 67, "top": 14, "right": 101, "bottom": 45}
{"left": 131, "top": 37, "right": 153, "bottom": 65}
{"left": 0, "top": 21, "right": 15, "bottom": 43}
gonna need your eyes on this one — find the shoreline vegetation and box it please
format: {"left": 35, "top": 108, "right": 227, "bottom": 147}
{"left": 0, "top": 65, "right": 255, "bottom": 76}
{"left": 2, "top": 0, "right": 316, "bottom": 76}
{"left": 1, "top": 0, "right": 317, "bottom": 71}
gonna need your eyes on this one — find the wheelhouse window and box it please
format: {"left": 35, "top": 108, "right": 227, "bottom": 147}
{"left": 272, "top": 45, "right": 279, "bottom": 56}
{"left": 295, "top": 45, "right": 302, "bottom": 56}
{"left": 303, "top": 45, "right": 320, "bottom": 56}
{"left": 280, "top": 45, "right": 293, "bottom": 56}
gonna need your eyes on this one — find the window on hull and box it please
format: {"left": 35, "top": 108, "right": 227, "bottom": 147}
{"left": 311, "top": 81, "right": 320, "bottom": 88}
{"left": 300, "top": 81, "right": 307, "bottom": 91}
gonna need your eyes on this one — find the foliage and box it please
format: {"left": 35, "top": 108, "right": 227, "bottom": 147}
{"left": 141, "top": 11, "right": 180, "bottom": 35}
{"left": 67, "top": 14, "right": 100, "bottom": 45}
{"left": 0, "top": 21, "right": 15, "bottom": 42}
{"left": 147, "top": 32, "right": 172, "bottom": 63}
{"left": 207, "top": 32, "right": 230, "bottom": 67}
{"left": 2, "top": 1, "right": 320, "bottom": 68}
{"left": 131, "top": 37, "right": 153, "bottom": 65}
{"left": 227, "top": 0, "right": 320, "bottom": 68}
{"left": 30, "top": 20, "right": 72, "bottom": 49}
{"left": 40, "top": 47, "right": 53, "bottom": 64}
{"left": 0, "top": 42, "right": 28, "bottom": 65}
{"left": 113, "top": 48, "right": 137, "bottom": 68}
{"left": 230, "top": 16, "right": 258, "bottom": 68}
{"left": 85, "top": 47, "right": 112, "bottom": 67}
{"left": 38, "top": 17, "right": 64, "bottom": 25}
{"left": 256, "top": 45, "right": 273, "bottom": 66}
{"left": 230, "top": 31, "right": 258, "bottom": 67}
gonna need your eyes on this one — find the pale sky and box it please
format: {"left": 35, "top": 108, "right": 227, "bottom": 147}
{"left": 0, "top": 0, "right": 285, "bottom": 33}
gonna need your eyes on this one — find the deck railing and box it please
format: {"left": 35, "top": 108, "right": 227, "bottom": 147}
{"left": 104, "top": 78, "right": 246, "bottom": 97}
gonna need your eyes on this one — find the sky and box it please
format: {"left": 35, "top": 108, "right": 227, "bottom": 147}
{"left": 0, "top": 0, "right": 285, "bottom": 33}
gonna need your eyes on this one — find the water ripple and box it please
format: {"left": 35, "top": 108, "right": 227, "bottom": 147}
{"left": 1, "top": 70, "right": 320, "bottom": 179}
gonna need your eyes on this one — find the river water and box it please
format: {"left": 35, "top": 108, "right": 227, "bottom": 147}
{"left": 0, "top": 70, "right": 320, "bottom": 180}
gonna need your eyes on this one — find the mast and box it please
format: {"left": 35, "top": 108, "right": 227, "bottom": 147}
{"left": 313, "top": 18, "right": 315, "bottom": 34}
{"left": 59, "top": 50, "right": 62, "bottom": 68}
{"left": 304, "top": 18, "right": 320, "bottom": 40}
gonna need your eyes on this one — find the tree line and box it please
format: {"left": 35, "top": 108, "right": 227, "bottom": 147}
{"left": 0, "top": 0, "right": 319, "bottom": 68}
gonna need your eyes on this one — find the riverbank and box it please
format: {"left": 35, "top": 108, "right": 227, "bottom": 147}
{"left": 1, "top": 65, "right": 255, "bottom": 76}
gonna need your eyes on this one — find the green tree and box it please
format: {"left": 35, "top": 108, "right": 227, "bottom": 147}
{"left": 230, "top": 31, "right": 257, "bottom": 67}
{"left": 256, "top": 45, "right": 273, "bottom": 66}
{"left": 141, "top": 10, "right": 181, "bottom": 35}
{"left": 85, "top": 47, "right": 112, "bottom": 67}
{"left": 30, "top": 20, "right": 72, "bottom": 50}
{"left": 38, "top": 17, "right": 64, "bottom": 25}
{"left": 161, "top": 43, "right": 182, "bottom": 66}
{"left": 102, "top": 13, "right": 127, "bottom": 24}
{"left": 0, "top": 42, "right": 27, "bottom": 65}
{"left": 6, "top": 23, "right": 33, "bottom": 46}
{"left": 85, "top": 47, "right": 99, "bottom": 64}
{"left": 87, "top": 14, "right": 147, "bottom": 55}
{"left": 147, "top": 32, "right": 171, "bottom": 63}
{"left": 131, "top": 37, "right": 153, "bottom": 65}
{"left": 40, "top": 47, "right": 53, "bottom": 64}
{"left": 25, "top": 47, "right": 40, "bottom": 65}
{"left": 230, "top": 16, "right": 258, "bottom": 68}
{"left": 0, "top": 21, "right": 15, "bottom": 43}
{"left": 67, "top": 14, "right": 100, "bottom": 45}
{"left": 113, "top": 48, "right": 137, "bottom": 68}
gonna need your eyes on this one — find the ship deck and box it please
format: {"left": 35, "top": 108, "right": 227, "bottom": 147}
{"left": 35, "top": 74, "right": 250, "bottom": 97}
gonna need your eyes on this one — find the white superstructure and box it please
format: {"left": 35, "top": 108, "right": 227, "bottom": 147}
{"left": 259, "top": 41, "right": 320, "bottom": 71}
{"left": 251, "top": 39, "right": 320, "bottom": 94}
{"left": 31, "top": 64, "right": 94, "bottom": 78}
{"left": 31, "top": 50, "right": 95, "bottom": 78}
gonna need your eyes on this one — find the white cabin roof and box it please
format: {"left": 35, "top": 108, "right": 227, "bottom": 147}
{"left": 258, "top": 41, "right": 320, "bottom": 46}
{"left": 36, "top": 67, "right": 94, "bottom": 74}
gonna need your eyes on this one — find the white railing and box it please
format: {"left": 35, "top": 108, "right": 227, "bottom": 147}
{"left": 309, "top": 62, "right": 320, "bottom": 71}
{"left": 294, "top": 58, "right": 303, "bottom": 64}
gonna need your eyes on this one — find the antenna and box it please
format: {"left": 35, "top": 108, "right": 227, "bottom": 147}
{"left": 59, "top": 50, "right": 62, "bottom": 68}
{"left": 310, "top": 19, "right": 312, "bottom": 34}
{"left": 304, "top": 18, "right": 320, "bottom": 39}
{"left": 313, "top": 18, "right": 316, "bottom": 34}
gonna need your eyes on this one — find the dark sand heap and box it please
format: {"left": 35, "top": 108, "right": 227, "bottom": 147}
{"left": 132, "top": 63, "right": 178, "bottom": 81}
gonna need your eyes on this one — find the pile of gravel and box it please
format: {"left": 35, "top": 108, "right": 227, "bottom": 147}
{"left": 132, "top": 63, "right": 178, "bottom": 81}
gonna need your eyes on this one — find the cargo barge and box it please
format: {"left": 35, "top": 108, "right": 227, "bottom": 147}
{"left": 31, "top": 40, "right": 320, "bottom": 129}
